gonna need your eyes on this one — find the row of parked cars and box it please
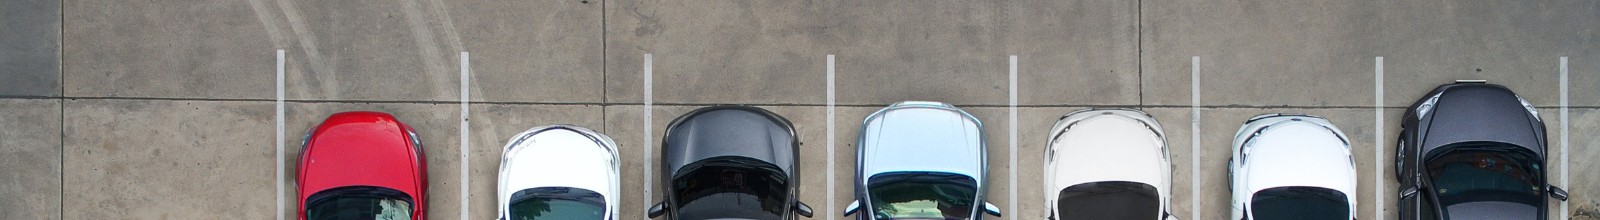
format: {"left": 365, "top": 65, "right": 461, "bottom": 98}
{"left": 293, "top": 81, "right": 1567, "bottom": 220}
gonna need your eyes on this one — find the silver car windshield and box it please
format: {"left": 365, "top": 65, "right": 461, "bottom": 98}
{"left": 867, "top": 172, "right": 977, "bottom": 220}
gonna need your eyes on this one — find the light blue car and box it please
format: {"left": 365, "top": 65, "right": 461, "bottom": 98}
{"left": 843, "top": 101, "right": 1003, "bottom": 220}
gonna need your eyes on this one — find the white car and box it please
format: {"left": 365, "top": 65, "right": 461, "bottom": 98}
{"left": 1228, "top": 114, "right": 1356, "bottom": 220}
{"left": 1044, "top": 109, "right": 1178, "bottom": 220}
{"left": 497, "top": 125, "right": 620, "bottom": 220}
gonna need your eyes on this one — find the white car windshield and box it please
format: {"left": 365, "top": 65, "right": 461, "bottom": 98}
{"left": 1054, "top": 181, "right": 1158, "bottom": 220}
{"left": 1249, "top": 186, "right": 1348, "bottom": 220}
{"left": 508, "top": 187, "right": 606, "bottom": 220}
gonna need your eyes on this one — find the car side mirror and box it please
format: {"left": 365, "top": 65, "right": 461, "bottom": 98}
{"left": 794, "top": 202, "right": 814, "bottom": 217}
{"left": 1400, "top": 186, "right": 1419, "bottom": 199}
{"left": 647, "top": 202, "right": 666, "bottom": 218}
{"left": 1164, "top": 212, "right": 1181, "bottom": 220}
{"left": 983, "top": 202, "right": 1002, "bottom": 217}
{"left": 1550, "top": 185, "right": 1569, "bottom": 201}
{"left": 843, "top": 200, "right": 861, "bottom": 216}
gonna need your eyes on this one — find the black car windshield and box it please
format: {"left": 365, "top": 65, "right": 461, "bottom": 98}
{"left": 867, "top": 172, "right": 978, "bottom": 220}
{"left": 1249, "top": 186, "right": 1349, "bottom": 220}
{"left": 672, "top": 156, "right": 789, "bottom": 220}
{"left": 305, "top": 186, "right": 414, "bottom": 220}
{"left": 1054, "top": 181, "right": 1158, "bottom": 220}
{"left": 508, "top": 187, "right": 607, "bottom": 220}
{"left": 1425, "top": 143, "right": 1544, "bottom": 210}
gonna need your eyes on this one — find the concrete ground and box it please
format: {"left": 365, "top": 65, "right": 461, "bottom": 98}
{"left": 1, "top": 0, "right": 1597, "bottom": 219}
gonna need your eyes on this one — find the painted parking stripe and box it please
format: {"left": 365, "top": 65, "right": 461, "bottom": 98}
{"left": 1375, "top": 57, "right": 1385, "bottom": 220}
{"left": 643, "top": 54, "right": 655, "bottom": 220}
{"left": 826, "top": 54, "right": 837, "bottom": 220}
{"left": 276, "top": 49, "right": 285, "bottom": 220}
{"left": 1008, "top": 55, "right": 1019, "bottom": 220}
{"left": 459, "top": 52, "right": 471, "bottom": 220}
{"left": 1189, "top": 56, "right": 1200, "bottom": 220}
{"left": 1560, "top": 56, "right": 1569, "bottom": 220}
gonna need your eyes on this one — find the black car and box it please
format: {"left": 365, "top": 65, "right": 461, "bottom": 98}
{"left": 647, "top": 106, "right": 815, "bottom": 220}
{"left": 1395, "top": 81, "right": 1568, "bottom": 220}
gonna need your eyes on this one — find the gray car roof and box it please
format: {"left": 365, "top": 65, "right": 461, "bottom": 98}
{"left": 662, "top": 106, "right": 798, "bottom": 177}
{"left": 1420, "top": 84, "right": 1544, "bottom": 156}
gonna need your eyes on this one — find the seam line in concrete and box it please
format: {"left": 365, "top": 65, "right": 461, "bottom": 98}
{"left": 1560, "top": 56, "right": 1569, "bottom": 220}
{"left": 1375, "top": 57, "right": 1385, "bottom": 220}
{"left": 459, "top": 52, "right": 471, "bottom": 220}
{"left": 20, "top": 96, "right": 1600, "bottom": 110}
{"left": 1008, "top": 55, "right": 1019, "bottom": 220}
{"left": 827, "top": 54, "right": 836, "bottom": 220}
{"left": 1190, "top": 56, "right": 1200, "bottom": 220}
{"left": 643, "top": 54, "right": 654, "bottom": 220}
{"left": 277, "top": 49, "right": 287, "bottom": 220}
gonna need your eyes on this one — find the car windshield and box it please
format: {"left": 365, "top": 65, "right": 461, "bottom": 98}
{"left": 672, "top": 156, "right": 789, "bottom": 220}
{"left": 1425, "top": 143, "right": 1543, "bottom": 210}
{"left": 1054, "top": 181, "right": 1158, "bottom": 220}
{"left": 1249, "top": 186, "right": 1349, "bottom": 220}
{"left": 867, "top": 172, "right": 978, "bottom": 220}
{"left": 508, "top": 187, "right": 607, "bottom": 220}
{"left": 305, "top": 186, "right": 414, "bottom": 220}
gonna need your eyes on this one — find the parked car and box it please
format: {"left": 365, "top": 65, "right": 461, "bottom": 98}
{"left": 1395, "top": 81, "right": 1567, "bottom": 220}
{"left": 647, "top": 106, "right": 815, "bottom": 220}
{"left": 1227, "top": 114, "right": 1357, "bottom": 220}
{"left": 844, "top": 101, "right": 1003, "bottom": 220}
{"left": 497, "top": 125, "right": 619, "bottom": 220}
{"left": 1044, "top": 109, "right": 1178, "bottom": 220}
{"left": 298, "top": 111, "right": 428, "bottom": 220}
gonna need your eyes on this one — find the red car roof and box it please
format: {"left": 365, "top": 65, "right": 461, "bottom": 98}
{"left": 297, "top": 111, "right": 427, "bottom": 218}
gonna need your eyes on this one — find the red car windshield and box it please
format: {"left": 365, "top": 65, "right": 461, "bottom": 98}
{"left": 306, "top": 186, "right": 415, "bottom": 220}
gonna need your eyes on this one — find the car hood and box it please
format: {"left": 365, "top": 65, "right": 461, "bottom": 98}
{"left": 300, "top": 112, "right": 424, "bottom": 200}
{"left": 663, "top": 107, "right": 797, "bottom": 177}
{"left": 1047, "top": 112, "right": 1167, "bottom": 191}
{"left": 498, "top": 126, "right": 619, "bottom": 208}
{"left": 860, "top": 103, "right": 985, "bottom": 180}
{"left": 1241, "top": 122, "right": 1356, "bottom": 195}
{"left": 1421, "top": 84, "right": 1543, "bottom": 157}
{"left": 1444, "top": 201, "right": 1537, "bottom": 220}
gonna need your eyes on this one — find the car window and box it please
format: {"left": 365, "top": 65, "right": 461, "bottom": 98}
{"left": 1055, "top": 181, "right": 1159, "bottom": 220}
{"left": 867, "top": 172, "right": 978, "bottom": 220}
{"left": 672, "top": 157, "right": 788, "bottom": 220}
{"left": 1249, "top": 186, "right": 1349, "bottom": 220}
{"left": 305, "top": 187, "right": 414, "bottom": 220}
{"left": 508, "top": 187, "right": 606, "bottom": 220}
{"left": 1425, "top": 143, "right": 1543, "bottom": 210}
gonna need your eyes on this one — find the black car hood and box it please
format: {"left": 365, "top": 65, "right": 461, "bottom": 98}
{"left": 1420, "top": 84, "right": 1543, "bottom": 157}
{"left": 663, "top": 106, "right": 797, "bottom": 177}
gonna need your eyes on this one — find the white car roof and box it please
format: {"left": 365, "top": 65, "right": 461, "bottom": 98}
{"left": 497, "top": 126, "right": 620, "bottom": 218}
{"left": 1240, "top": 122, "right": 1356, "bottom": 196}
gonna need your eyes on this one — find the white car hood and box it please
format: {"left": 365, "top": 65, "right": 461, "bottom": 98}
{"left": 1241, "top": 123, "right": 1356, "bottom": 195}
{"left": 497, "top": 127, "right": 619, "bottom": 216}
{"left": 1048, "top": 115, "right": 1167, "bottom": 190}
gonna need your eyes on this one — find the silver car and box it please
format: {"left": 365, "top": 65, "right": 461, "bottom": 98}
{"left": 844, "top": 101, "right": 1003, "bottom": 220}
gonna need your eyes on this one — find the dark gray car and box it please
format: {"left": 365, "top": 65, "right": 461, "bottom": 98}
{"left": 1394, "top": 81, "right": 1568, "bottom": 220}
{"left": 647, "top": 106, "right": 815, "bottom": 220}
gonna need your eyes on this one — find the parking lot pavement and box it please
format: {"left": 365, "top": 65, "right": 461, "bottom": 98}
{"left": 62, "top": 1, "right": 276, "bottom": 100}
{"left": 0, "top": 0, "right": 61, "bottom": 97}
{"left": 0, "top": 99, "right": 62, "bottom": 219}
{"left": 1568, "top": 109, "right": 1600, "bottom": 220}
{"left": 62, "top": 99, "right": 275, "bottom": 218}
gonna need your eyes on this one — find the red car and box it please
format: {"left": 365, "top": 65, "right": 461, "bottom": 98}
{"left": 298, "top": 112, "right": 428, "bottom": 220}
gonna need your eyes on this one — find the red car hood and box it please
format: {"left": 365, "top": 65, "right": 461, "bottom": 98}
{"left": 297, "top": 111, "right": 427, "bottom": 206}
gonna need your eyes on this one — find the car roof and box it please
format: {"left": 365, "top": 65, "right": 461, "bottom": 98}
{"left": 1420, "top": 84, "right": 1543, "bottom": 157}
{"left": 662, "top": 106, "right": 797, "bottom": 177}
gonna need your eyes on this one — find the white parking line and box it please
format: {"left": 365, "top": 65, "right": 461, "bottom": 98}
{"left": 276, "top": 49, "right": 285, "bottom": 220}
{"left": 458, "top": 52, "right": 471, "bottom": 220}
{"left": 1560, "top": 56, "right": 1569, "bottom": 220}
{"left": 826, "top": 54, "right": 837, "bottom": 220}
{"left": 643, "top": 54, "right": 655, "bottom": 220}
{"left": 1189, "top": 56, "right": 1200, "bottom": 220}
{"left": 1008, "top": 55, "right": 1019, "bottom": 220}
{"left": 1374, "top": 57, "right": 1385, "bottom": 220}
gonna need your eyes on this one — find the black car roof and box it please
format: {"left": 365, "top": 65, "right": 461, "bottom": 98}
{"left": 1419, "top": 83, "right": 1544, "bottom": 157}
{"left": 662, "top": 106, "right": 798, "bottom": 177}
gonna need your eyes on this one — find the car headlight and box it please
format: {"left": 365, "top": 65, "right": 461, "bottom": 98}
{"left": 1516, "top": 95, "right": 1540, "bottom": 120}
{"left": 1416, "top": 92, "right": 1443, "bottom": 118}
